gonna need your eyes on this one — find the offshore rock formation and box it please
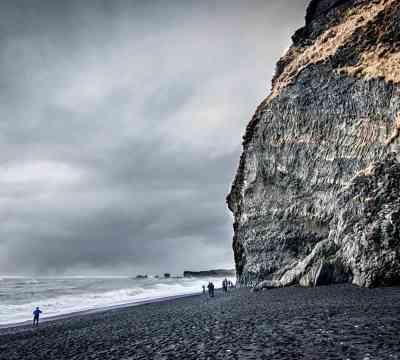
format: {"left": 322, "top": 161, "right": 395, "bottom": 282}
{"left": 227, "top": 0, "right": 400, "bottom": 288}
{"left": 183, "top": 269, "right": 235, "bottom": 278}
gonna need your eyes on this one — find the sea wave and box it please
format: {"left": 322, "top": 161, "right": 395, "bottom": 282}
{"left": 0, "top": 287, "right": 145, "bottom": 325}
{"left": 0, "top": 277, "right": 235, "bottom": 325}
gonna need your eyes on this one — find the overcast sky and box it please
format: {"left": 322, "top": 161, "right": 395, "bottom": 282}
{"left": 0, "top": 0, "right": 308, "bottom": 276}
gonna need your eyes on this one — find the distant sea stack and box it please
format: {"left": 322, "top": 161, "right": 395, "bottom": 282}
{"left": 183, "top": 269, "right": 236, "bottom": 278}
{"left": 227, "top": 0, "right": 400, "bottom": 289}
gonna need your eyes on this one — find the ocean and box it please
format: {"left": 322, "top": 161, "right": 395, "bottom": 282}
{"left": 0, "top": 275, "right": 234, "bottom": 325}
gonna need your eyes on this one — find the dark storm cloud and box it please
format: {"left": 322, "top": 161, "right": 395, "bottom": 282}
{"left": 0, "top": 0, "right": 309, "bottom": 275}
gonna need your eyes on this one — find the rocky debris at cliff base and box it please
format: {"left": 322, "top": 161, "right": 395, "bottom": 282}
{"left": 253, "top": 279, "right": 283, "bottom": 291}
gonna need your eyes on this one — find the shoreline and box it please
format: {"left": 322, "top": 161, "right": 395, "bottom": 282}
{"left": 0, "top": 291, "right": 202, "bottom": 330}
{"left": 1, "top": 285, "right": 399, "bottom": 359}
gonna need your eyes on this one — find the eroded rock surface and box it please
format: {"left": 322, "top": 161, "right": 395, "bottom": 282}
{"left": 227, "top": 0, "right": 400, "bottom": 288}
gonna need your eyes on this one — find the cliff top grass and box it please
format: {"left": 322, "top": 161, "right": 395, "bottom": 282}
{"left": 341, "top": 47, "right": 400, "bottom": 83}
{"left": 270, "top": 0, "right": 399, "bottom": 99}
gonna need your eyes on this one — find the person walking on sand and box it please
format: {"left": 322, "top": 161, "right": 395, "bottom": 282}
{"left": 210, "top": 282, "right": 215, "bottom": 297}
{"left": 202, "top": 285, "right": 206, "bottom": 295}
{"left": 223, "top": 278, "right": 229, "bottom": 293}
{"left": 33, "top": 307, "right": 42, "bottom": 327}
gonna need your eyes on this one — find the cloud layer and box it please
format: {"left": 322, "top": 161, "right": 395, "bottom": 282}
{"left": 0, "top": 0, "right": 308, "bottom": 275}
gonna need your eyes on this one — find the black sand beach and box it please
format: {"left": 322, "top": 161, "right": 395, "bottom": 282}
{"left": 1, "top": 285, "right": 400, "bottom": 360}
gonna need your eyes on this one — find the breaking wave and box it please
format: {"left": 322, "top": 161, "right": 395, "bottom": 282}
{"left": 0, "top": 276, "right": 234, "bottom": 325}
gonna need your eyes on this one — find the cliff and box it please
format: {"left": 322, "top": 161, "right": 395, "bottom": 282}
{"left": 227, "top": 0, "right": 400, "bottom": 288}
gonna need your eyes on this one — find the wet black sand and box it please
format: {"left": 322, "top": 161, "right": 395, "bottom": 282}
{"left": 1, "top": 285, "right": 400, "bottom": 359}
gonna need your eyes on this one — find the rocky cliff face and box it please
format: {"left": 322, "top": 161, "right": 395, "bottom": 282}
{"left": 227, "top": 0, "right": 400, "bottom": 288}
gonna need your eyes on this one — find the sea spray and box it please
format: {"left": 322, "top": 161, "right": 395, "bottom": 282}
{"left": 0, "top": 276, "right": 235, "bottom": 325}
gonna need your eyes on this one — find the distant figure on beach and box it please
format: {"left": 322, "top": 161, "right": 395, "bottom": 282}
{"left": 207, "top": 282, "right": 215, "bottom": 297}
{"left": 33, "top": 307, "right": 42, "bottom": 327}
{"left": 222, "top": 278, "right": 228, "bottom": 293}
{"left": 202, "top": 285, "right": 206, "bottom": 295}
{"left": 222, "top": 279, "right": 228, "bottom": 293}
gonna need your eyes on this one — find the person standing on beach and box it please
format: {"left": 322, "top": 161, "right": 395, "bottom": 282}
{"left": 222, "top": 278, "right": 228, "bottom": 293}
{"left": 33, "top": 307, "right": 42, "bottom": 327}
{"left": 202, "top": 285, "right": 206, "bottom": 295}
{"left": 207, "top": 282, "right": 215, "bottom": 297}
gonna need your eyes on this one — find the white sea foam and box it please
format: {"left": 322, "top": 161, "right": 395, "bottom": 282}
{"left": 0, "top": 276, "right": 235, "bottom": 325}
